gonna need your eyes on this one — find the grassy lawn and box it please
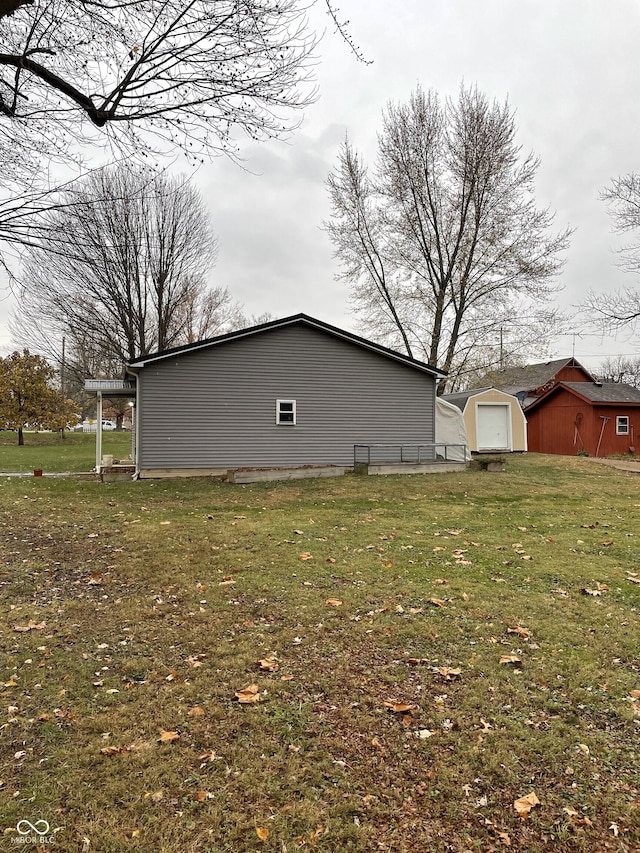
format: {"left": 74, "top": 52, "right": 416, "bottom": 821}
{"left": 0, "top": 454, "right": 638, "bottom": 852}
{"left": 0, "top": 431, "right": 132, "bottom": 473}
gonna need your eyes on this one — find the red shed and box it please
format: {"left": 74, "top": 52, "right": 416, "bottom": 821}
{"left": 525, "top": 381, "right": 640, "bottom": 457}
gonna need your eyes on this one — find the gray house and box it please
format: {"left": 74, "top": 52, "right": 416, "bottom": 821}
{"left": 124, "top": 314, "right": 446, "bottom": 479}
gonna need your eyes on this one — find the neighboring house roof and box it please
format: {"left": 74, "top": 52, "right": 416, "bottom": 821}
{"left": 441, "top": 388, "right": 493, "bottom": 412}
{"left": 127, "top": 313, "right": 446, "bottom": 377}
{"left": 526, "top": 381, "right": 640, "bottom": 411}
{"left": 478, "top": 358, "right": 595, "bottom": 396}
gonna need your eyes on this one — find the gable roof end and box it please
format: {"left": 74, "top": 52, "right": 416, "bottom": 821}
{"left": 126, "top": 313, "right": 446, "bottom": 378}
{"left": 441, "top": 388, "right": 493, "bottom": 411}
{"left": 478, "top": 358, "right": 595, "bottom": 394}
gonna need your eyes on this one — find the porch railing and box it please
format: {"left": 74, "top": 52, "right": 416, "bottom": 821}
{"left": 354, "top": 443, "right": 468, "bottom": 466}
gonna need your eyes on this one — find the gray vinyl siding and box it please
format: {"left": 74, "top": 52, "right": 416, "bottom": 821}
{"left": 137, "top": 324, "right": 436, "bottom": 469}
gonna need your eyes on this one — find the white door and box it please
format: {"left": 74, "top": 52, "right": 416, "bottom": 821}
{"left": 476, "top": 404, "right": 511, "bottom": 451}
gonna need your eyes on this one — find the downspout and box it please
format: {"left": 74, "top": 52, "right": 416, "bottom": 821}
{"left": 126, "top": 366, "right": 140, "bottom": 478}
{"left": 96, "top": 391, "right": 103, "bottom": 472}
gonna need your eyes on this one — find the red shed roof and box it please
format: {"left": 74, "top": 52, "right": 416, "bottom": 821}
{"left": 526, "top": 381, "right": 640, "bottom": 411}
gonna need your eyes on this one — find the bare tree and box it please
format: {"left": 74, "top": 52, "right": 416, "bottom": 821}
{"left": 583, "top": 174, "right": 640, "bottom": 334}
{"left": 11, "top": 164, "right": 234, "bottom": 370}
{"left": 325, "top": 85, "right": 572, "bottom": 390}
{"left": 596, "top": 354, "right": 640, "bottom": 388}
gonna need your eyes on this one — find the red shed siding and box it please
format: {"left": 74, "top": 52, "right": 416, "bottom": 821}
{"left": 551, "top": 364, "right": 593, "bottom": 386}
{"left": 527, "top": 388, "right": 639, "bottom": 456}
{"left": 531, "top": 362, "right": 593, "bottom": 397}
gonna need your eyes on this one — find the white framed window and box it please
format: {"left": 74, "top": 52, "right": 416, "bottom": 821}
{"left": 616, "top": 415, "right": 629, "bottom": 435}
{"left": 276, "top": 399, "right": 296, "bottom": 425}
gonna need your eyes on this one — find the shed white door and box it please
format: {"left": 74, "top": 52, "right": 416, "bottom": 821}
{"left": 476, "top": 404, "right": 511, "bottom": 451}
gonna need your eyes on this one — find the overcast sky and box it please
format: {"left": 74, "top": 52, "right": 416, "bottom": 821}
{"left": 2, "top": 0, "right": 640, "bottom": 372}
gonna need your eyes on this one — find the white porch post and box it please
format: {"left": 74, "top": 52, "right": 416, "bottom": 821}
{"left": 130, "top": 401, "right": 136, "bottom": 465}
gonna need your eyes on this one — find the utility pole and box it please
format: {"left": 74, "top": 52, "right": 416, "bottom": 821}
{"left": 60, "top": 336, "right": 66, "bottom": 439}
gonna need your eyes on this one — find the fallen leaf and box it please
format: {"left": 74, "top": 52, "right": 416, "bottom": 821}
{"left": 14, "top": 620, "right": 46, "bottom": 632}
{"left": 158, "top": 730, "right": 180, "bottom": 743}
{"left": 325, "top": 598, "right": 342, "bottom": 607}
{"left": 100, "top": 745, "right": 131, "bottom": 756}
{"left": 579, "top": 587, "right": 602, "bottom": 596}
{"left": 499, "top": 655, "right": 522, "bottom": 667}
{"left": 514, "top": 791, "right": 540, "bottom": 817}
{"left": 384, "top": 700, "right": 414, "bottom": 714}
{"left": 198, "top": 750, "right": 219, "bottom": 762}
{"left": 435, "top": 666, "right": 461, "bottom": 680}
{"left": 429, "top": 598, "right": 447, "bottom": 608}
{"left": 507, "top": 626, "right": 531, "bottom": 640}
{"left": 258, "top": 656, "right": 279, "bottom": 672}
{"left": 235, "top": 684, "right": 261, "bottom": 704}
{"left": 256, "top": 827, "right": 269, "bottom": 841}
{"left": 188, "top": 706, "right": 204, "bottom": 717}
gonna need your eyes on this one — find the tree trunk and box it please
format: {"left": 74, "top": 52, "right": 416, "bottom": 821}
{"left": 18, "top": 426, "right": 24, "bottom": 446}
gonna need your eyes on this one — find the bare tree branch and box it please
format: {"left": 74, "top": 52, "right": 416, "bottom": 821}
{"left": 0, "top": 0, "right": 334, "bottom": 182}
{"left": 584, "top": 173, "right": 640, "bottom": 335}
